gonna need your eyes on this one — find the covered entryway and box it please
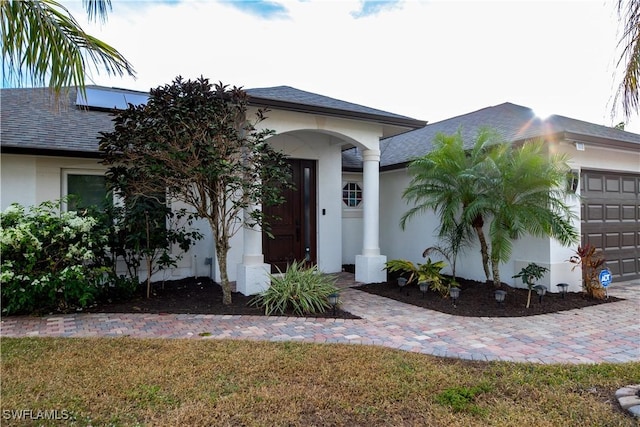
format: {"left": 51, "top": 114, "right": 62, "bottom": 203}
{"left": 581, "top": 170, "right": 640, "bottom": 280}
{"left": 263, "top": 159, "right": 317, "bottom": 272}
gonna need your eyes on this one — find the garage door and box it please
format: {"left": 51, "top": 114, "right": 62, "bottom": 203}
{"left": 581, "top": 170, "right": 640, "bottom": 280}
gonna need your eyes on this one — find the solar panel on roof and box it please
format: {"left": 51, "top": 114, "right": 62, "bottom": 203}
{"left": 76, "top": 87, "right": 148, "bottom": 110}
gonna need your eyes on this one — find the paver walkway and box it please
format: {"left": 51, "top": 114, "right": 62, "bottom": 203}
{"left": 1, "top": 274, "right": 638, "bottom": 364}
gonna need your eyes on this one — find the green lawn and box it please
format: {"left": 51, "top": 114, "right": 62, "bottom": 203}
{"left": 1, "top": 337, "right": 638, "bottom": 426}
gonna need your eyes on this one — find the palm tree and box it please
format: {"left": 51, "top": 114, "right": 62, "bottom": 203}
{"left": 401, "top": 127, "right": 502, "bottom": 282}
{"left": 483, "top": 139, "right": 579, "bottom": 287}
{"left": 1, "top": 0, "right": 135, "bottom": 98}
{"left": 401, "top": 128, "right": 579, "bottom": 288}
{"left": 615, "top": 0, "right": 640, "bottom": 120}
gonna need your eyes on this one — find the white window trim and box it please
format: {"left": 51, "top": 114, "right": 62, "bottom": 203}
{"left": 342, "top": 181, "right": 363, "bottom": 209}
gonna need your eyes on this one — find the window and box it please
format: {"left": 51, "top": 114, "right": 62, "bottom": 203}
{"left": 342, "top": 182, "right": 362, "bottom": 207}
{"left": 63, "top": 170, "right": 112, "bottom": 211}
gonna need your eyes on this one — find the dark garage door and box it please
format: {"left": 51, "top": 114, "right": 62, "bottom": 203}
{"left": 581, "top": 170, "right": 639, "bottom": 280}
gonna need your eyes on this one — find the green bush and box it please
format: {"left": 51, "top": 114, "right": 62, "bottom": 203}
{"left": 0, "top": 201, "right": 109, "bottom": 315}
{"left": 250, "top": 261, "right": 339, "bottom": 316}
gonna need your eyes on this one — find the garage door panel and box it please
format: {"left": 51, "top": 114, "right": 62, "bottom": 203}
{"left": 604, "top": 260, "right": 621, "bottom": 276}
{"left": 587, "top": 204, "right": 603, "bottom": 220}
{"left": 581, "top": 170, "right": 639, "bottom": 281}
{"left": 622, "top": 178, "right": 636, "bottom": 193}
{"left": 605, "top": 233, "right": 620, "bottom": 249}
{"left": 587, "top": 176, "right": 603, "bottom": 191}
{"left": 621, "top": 258, "right": 639, "bottom": 277}
{"left": 605, "top": 177, "right": 620, "bottom": 193}
{"left": 622, "top": 205, "right": 636, "bottom": 220}
{"left": 622, "top": 232, "right": 636, "bottom": 248}
{"left": 586, "top": 233, "right": 603, "bottom": 248}
{"left": 605, "top": 205, "right": 620, "bottom": 220}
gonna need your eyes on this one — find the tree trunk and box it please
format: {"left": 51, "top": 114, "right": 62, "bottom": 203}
{"left": 491, "top": 256, "right": 501, "bottom": 288}
{"left": 474, "top": 225, "right": 491, "bottom": 282}
{"left": 216, "top": 243, "right": 232, "bottom": 306}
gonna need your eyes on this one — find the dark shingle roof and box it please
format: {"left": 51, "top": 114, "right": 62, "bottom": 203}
{"left": 373, "top": 102, "right": 640, "bottom": 168}
{"left": 246, "top": 86, "right": 426, "bottom": 128}
{"left": 1, "top": 87, "right": 114, "bottom": 156}
{"left": 1, "top": 85, "right": 425, "bottom": 156}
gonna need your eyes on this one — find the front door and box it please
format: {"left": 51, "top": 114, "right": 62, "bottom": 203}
{"left": 263, "top": 159, "right": 317, "bottom": 273}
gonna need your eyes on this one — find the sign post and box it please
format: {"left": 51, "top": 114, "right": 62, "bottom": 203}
{"left": 599, "top": 268, "right": 612, "bottom": 299}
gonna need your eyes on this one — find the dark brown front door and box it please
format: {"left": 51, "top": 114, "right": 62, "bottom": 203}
{"left": 263, "top": 159, "right": 317, "bottom": 273}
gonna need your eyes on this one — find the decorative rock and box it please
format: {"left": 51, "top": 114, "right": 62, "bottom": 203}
{"left": 615, "top": 385, "right": 640, "bottom": 398}
{"left": 628, "top": 405, "right": 640, "bottom": 418}
{"left": 619, "top": 395, "right": 640, "bottom": 410}
{"left": 615, "top": 384, "right": 640, "bottom": 418}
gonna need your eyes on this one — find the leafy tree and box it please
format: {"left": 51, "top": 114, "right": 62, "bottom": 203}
{"left": 1, "top": 0, "right": 135, "bottom": 98}
{"left": 99, "top": 76, "right": 291, "bottom": 305}
{"left": 100, "top": 196, "right": 203, "bottom": 299}
{"left": 401, "top": 127, "right": 578, "bottom": 288}
{"left": 615, "top": 0, "right": 640, "bottom": 120}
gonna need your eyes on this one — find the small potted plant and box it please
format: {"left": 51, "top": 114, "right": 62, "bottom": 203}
{"left": 512, "top": 262, "right": 549, "bottom": 308}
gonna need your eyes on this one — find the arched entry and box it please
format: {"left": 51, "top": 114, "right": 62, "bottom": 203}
{"left": 263, "top": 159, "right": 317, "bottom": 272}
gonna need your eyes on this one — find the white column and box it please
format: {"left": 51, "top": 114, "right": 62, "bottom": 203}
{"left": 236, "top": 204, "right": 271, "bottom": 295}
{"left": 355, "top": 149, "right": 387, "bottom": 283}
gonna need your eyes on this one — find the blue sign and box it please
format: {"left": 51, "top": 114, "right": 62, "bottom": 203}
{"left": 599, "top": 269, "right": 612, "bottom": 288}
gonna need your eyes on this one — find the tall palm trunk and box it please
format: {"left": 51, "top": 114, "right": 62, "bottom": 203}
{"left": 491, "top": 256, "right": 501, "bottom": 288}
{"left": 472, "top": 215, "right": 491, "bottom": 282}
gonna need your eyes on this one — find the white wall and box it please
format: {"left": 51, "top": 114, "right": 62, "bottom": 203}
{"left": 1, "top": 155, "right": 37, "bottom": 209}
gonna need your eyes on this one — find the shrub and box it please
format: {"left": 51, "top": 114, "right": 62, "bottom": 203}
{"left": 384, "top": 257, "right": 447, "bottom": 296}
{"left": 0, "top": 201, "right": 109, "bottom": 315}
{"left": 250, "top": 261, "right": 339, "bottom": 316}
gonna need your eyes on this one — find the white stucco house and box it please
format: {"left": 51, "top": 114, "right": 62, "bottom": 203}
{"left": 0, "top": 86, "right": 425, "bottom": 294}
{"left": 2, "top": 87, "right": 639, "bottom": 294}
{"left": 343, "top": 102, "right": 640, "bottom": 290}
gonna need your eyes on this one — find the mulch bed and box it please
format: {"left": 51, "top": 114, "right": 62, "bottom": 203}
{"left": 88, "top": 277, "right": 360, "bottom": 319}
{"left": 85, "top": 275, "right": 622, "bottom": 319}
{"left": 354, "top": 277, "right": 623, "bottom": 317}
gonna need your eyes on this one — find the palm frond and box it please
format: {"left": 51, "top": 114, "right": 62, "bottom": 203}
{"left": 1, "top": 0, "right": 135, "bottom": 98}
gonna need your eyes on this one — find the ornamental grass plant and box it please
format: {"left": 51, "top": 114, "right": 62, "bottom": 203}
{"left": 250, "top": 261, "right": 339, "bottom": 315}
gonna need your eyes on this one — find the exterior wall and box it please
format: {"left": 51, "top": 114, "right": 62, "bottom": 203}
{"left": 375, "top": 139, "right": 640, "bottom": 291}
{"left": 0, "top": 154, "right": 215, "bottom": 282}
{"left": 342, "top": 172, "right": 363, "bottom": 265}
{"left": 1, "top": 155, "right": 37, "bottom": 209}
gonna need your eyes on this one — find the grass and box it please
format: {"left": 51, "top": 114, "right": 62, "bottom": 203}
{"left": 1, "top": 338, "right": 638, "bottom": 426}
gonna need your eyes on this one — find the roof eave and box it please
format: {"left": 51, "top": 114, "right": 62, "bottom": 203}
{"left": 248, "top": 97, "right": 426, "bottom": 129}
{"left": 2, "top": 146, "right": 101, "bottom": 159}
{"left": 512, "top": 131, "right": 640, "bottom": 151}
{"left": 561, "top": 131, "right": 640, "bottom": 151}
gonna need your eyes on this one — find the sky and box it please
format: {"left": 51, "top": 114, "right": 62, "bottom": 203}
{"left": 60, "top": 0, "right": 640, "bottom": 133}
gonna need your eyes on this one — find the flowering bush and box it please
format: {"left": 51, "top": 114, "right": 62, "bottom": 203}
{"left": 1, "top": 201, "right": 109, "bottom": 315}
